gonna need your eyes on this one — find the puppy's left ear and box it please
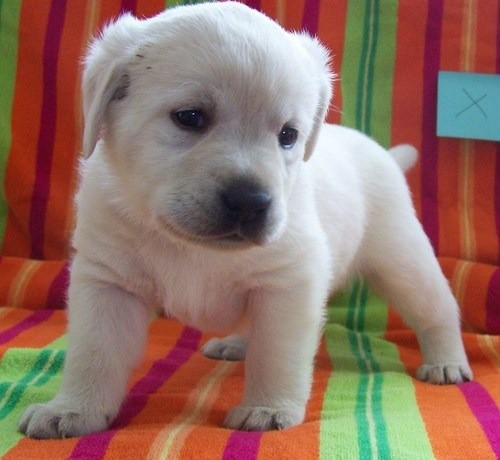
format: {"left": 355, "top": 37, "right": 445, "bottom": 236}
{"left": 294, "top": 34, "right": 334, "bottom": 162}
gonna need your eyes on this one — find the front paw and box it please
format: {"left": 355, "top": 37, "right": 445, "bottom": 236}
{"left": 416, "top": 363, "right": 473, "bottom": 384}
{"left": 19, "top": 400, "right": 110, "bottom": 439}
{"left": 223, "top": 404, "right": 304, "bottom": 431}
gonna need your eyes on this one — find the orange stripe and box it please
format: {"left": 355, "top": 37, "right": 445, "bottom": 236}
{"left": 147, "top": 361, "right": 235, "bottom": 459}
{"left": 472, "top": 143, "right": 498, "bottom": 265}
{"left": 459, "top": 140, "right": 476, "bottom": 261}
{"left": 2, "top": 2, "right": 52, "bottom": 257}
{"left": 136, "top": 0, "right": 164, "bottom": 17}
{"left": 477, "top": 335, "right": 500, "bottom": 374}
{"left": 440, "top": 257, "right": 491, "bottom": 333}
{"left": 4, "top": 438, "right": 79, "bottom": 460}
{"left": 318, "top": 0, "right": 348, "bottom": 126}
{"left": 0, "top": 308, "right": 65, "bottom": 361}
{"left": 283, "top": 0, "right": 306, "bottom": 30}
{"left": 458, "top": 0, "right": 477, "bottom": 262}
{"left": 391, "top": 0, "right": 429, "bottom": 219}
{"left": 260, "top": 0, "right": 279, "bottom": 20}
{"left": 0, "top": 258, "right": 27, "bottom": 306}
{"left": 177, "top": 364, "right": 240, "bottom": 459}
{"left": 450, "top": 259, "right": 476, "bottom": 330}
{"left": 394, "top": 332, "right": 495, "bottom": 458}
{"left": 436, "top": 0, "right": 464, "bottom": 259}
{"left": 104, "top": 327, "right": 213, "bottom": 456}
{"left": 41, "top": 1, "right": 86, "bottom": 259}
{"left": 460, "top": 263, "right": 494, "bottom": 333}
{"left": 6, "top": 260, "right": 43, "bottom": 308}
{"left": 23, "top": 260, "right": 65, "bottom": 309}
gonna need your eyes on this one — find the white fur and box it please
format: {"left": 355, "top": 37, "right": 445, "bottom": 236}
{"left": 19, "top": 2, "right": 471, "bottom": 438}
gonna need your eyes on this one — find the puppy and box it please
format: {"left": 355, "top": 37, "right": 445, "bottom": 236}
{"left": 19, "top": 2, "right": 472, "bottom": 438}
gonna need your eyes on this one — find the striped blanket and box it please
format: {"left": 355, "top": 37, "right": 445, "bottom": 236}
{"left": 0, "top": 0, "right": 499, "bottom": 459}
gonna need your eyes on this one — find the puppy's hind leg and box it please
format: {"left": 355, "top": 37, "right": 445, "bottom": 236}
{"left": 202, "top": 335, "right": 248, "bottom": 361}
{"left": 364, "top": 211, "right": 472, "bottom": 384}
{"left": 19, "top": 264, "right": 150, "bottom": 438}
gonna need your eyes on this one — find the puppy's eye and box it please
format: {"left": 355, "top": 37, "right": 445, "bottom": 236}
{"left": 171, "top": 109, "right": 207, "bottom": 131}
{"left": 278, "top": 126, "right": 298, "bottom": 149}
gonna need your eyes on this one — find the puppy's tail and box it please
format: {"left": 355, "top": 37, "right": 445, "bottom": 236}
{"left": 389, "top": 144, "right": 418, "bottom": 173}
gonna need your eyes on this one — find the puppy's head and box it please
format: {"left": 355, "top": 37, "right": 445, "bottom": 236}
{"left": 83, "top": 2, "right": 332, "bottom": 249}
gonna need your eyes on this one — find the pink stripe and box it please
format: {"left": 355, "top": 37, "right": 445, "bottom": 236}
{"left": 28, "top": 0, "right": 67, "bottom": 259}
{"left": 222, "top": 431, "right": 263, "bottom": 460}
{"left": 420, "top": 0, "right": 443, "bottom": 254}
{"left": 69, "top": 327, "right": 202, "bottom": 459}
{"left": 302, "top": 0, "right": 320, "bottom": 34}
{"left": 0, "top": 309, "right": 54, "bottom": 345}
{"left": 244, "top": 0, "right": 261, "bottom": 10}
{"left": 486, "top": 268, "right": 500, "bottom": 334}
{"left": 44, "top": 262, "right": 69, "bottom": 309}
{"left": 120, "top": 0, "right": 137, "bottom": 14}
{"left": 460, "top": 382, "right": 500, "bottom": 457}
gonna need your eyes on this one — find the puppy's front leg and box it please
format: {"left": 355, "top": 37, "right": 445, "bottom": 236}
{"left": 19, "top": 271, "right": 150, "bottom": 438}
{"left": 224, "top": 284, "right": 325, "bottom": 431}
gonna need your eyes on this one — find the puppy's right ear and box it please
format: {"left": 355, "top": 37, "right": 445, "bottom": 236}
{"left": 293, "top": 34, "right": 334, "bottom": 162}
{"left": 82, "top": 14, "right": 141, "bottom": 158}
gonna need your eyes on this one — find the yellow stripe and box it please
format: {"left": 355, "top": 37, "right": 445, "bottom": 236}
{"left": 7, "top": 260, "right": 43, "bottom": 307}
{"left": 452, "top": 260, "right": 474, "bottom": 331}
{"left": 277, "top": 0, "right": 285, "bottom": 25}
{"left": 459, "top": 0, "right": 477, "bottom": 261}
{"left": 147, "top": 361, "right": 234, "bottom": 460}
{"left": 460, "top": 140, "right": 476, "bottom": 261}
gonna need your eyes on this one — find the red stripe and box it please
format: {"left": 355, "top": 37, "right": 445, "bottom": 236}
{"left": 459, "top": 382, "right": 500, "bottom": 457}
{"left": 69, "top": 327, "right": 202, "bottom": 459}
{"left": 44, "top": 262, "right": 69, "bottom": 309}
{"left": 496, "top": 4, "right": 500, "bottom": 263}
{"left": 486, "top": 268, "right": 500, "bottom": 333}
{"left": 302, "top": 0, "right": 320, "bottom": 34}
{"left": 420, "top": 0, "right": 443, "bottom": 254}
{"left": 28, "top": 0, "right": 67, "bottom": 260}
{"left": 0, "top": 309, "right": 54, "bottom": 345}
{"left": 222, "top": 431, "right": 263, "bottom": 460}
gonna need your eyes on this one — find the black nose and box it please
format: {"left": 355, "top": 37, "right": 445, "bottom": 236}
{"left": 221, "top": 183, "right": 271, "bottom": 225}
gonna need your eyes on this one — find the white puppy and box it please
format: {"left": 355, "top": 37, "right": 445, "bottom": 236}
{"left": 19, "top": 2, "right": 471, "bottom": 438}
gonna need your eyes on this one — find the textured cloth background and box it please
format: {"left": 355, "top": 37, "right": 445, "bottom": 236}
{"left": 0, "top": 0, "right": 498, "bottom": 458}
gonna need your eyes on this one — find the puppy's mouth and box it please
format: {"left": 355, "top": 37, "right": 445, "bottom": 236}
{"left": 158, "top": 216, "right": 266, "bottom": 249}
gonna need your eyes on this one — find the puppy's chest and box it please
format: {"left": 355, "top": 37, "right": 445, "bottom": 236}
{"left": 146, "top": 250, "right": 248, "bottom": 332}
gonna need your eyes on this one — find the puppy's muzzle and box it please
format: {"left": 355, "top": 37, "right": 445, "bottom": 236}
{"left": 220, "top": 181, "right": 271, "bottom": 242}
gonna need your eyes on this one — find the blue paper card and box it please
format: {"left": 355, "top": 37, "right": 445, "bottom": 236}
{"left": 437, "top": 71, "right": 500, "bottom": 142}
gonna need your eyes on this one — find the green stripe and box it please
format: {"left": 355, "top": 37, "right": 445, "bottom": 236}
{"left": 341, "top": 1, "right": 367, "bottom": 130}
{"left": 321, "top": 286, "right": 435, "bottom": 458}
{"left": 371, "top": 0, "right": 398, "bottom": 146}
{"left": 355, "top": 0, "right": 380, "bottom": 135}
{"left": 341, "top": 0, "right": 398, "bottom": 147}
{"left": 0, "top": 0, "right": 22, "bottom": 244}
{"left": 347, "top": 280, "right": 390, "bottom": 459}
{"left": 320, "top": 322, "right": 361, "bottom": 458}
{"left": 0, "top": 338, "right": 66, "bottom": 455}
{"left": 0, "top": 349, "right": 64, "bottom": 420}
